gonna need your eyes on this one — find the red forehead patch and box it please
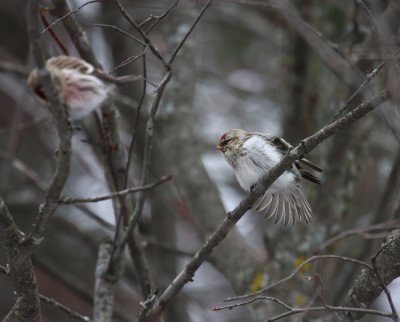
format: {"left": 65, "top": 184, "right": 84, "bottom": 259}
{"left": 219, "top": 132, "right": 227, "bottom": 142}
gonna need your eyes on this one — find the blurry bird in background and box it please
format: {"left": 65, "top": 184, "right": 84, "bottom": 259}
{"left": 27, "top": 55, "right": 140, "bottom": 120}
{"left": 216, "top": 129, "right": 322, "bottom": 225}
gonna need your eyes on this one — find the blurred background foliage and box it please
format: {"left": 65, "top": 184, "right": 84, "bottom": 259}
{"left": 0, "top": 0, "right": 399, "bottom": 321}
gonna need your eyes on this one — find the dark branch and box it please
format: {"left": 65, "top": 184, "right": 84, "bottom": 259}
{"left": 337, "top": 229, "right": 400, "bottom": 321}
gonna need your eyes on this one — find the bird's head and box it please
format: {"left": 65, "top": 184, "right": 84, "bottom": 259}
{"left": 216, "top": 129, "right": 248, "bottom": 157}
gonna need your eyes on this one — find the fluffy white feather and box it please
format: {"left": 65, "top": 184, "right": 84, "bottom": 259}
{"left": 235, "top": 135, "right": 295, "bottom": 192}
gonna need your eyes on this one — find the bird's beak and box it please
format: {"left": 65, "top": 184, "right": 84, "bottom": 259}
{"left": 216, "top": 144, "right": 223, "bottom": 151}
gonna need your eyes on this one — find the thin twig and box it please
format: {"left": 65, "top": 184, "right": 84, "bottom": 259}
{"left": 59, "top": 175, "right": 171, "bottom": 204}
{"left": 41, "top": 0, "right": 107, "bottom": 35}
{"left": 2, "top": 297, "right": 19, "bottom": 322}
{"left": 114, "top": 0, "right": 170, "bottom": 69}
{"left": 316, "top": 220, "right": 400, "bottom": 252}
{"left": 212, "top": 296, "right": 292, "bottom": 312}
{"left": 0, "top": 149, "right": 48, "bottom": 191}
{"left": 329, "top": 56, "right": 390, "bottom": 122}
{"left": 225, "top": 255, "right": 371, "bottom": 302}
{"left": 123, "top": 47, "right": 147, "bottom": 188}
{"left": 139, "top": 0, "right": 179, "bottom": 33}
{"left": 212, "top": 295, "right": 391, "bottom": 321}
{"left": 89, "top": 23, "right": 145, "bottom": 46}
{"left": 168, "top": 0, "right": 212, "bottom": 65}
{"left": 265, "top": 304, "right": 391, "bottom": 321}
{"left": 0, "top": 60, "right": 30, "bottom": 77}
{"left": 40, "top": 295, "right": 92, "bottom": 322}
{"left": 109, "top": 51, "right": 147, "bottom": 74}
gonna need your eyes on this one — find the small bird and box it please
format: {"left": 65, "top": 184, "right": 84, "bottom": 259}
{"left": 27, "top": 56, "right": 139, "bottom": 120}
{"left": 216, "top": 129, "right": 322, "bottom": 225}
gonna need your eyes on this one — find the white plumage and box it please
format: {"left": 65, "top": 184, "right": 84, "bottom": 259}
{"left": 235, "top": 135, "right": 296, "bottom": 193}
{"left": 217, "top": 129, "right": 322, "bottom": 225}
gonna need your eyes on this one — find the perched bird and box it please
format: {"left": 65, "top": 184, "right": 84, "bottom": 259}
{"left": 27, "top": 56, "right": 138, "bottom": 120}
{"left": 216, "top": 129, "right": 322, "bottom": 225}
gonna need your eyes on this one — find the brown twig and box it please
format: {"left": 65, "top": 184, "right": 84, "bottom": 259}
{"left": 40, "top": 7, "right": 69, "bottom": 55}
{"left": 42, "top": 0, "right": 107, "bottom": 35}
{"left": 59, "top": 175, "right": 171, "bottom": 205}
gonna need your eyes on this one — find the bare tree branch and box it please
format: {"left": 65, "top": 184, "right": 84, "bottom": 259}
{"left": 316, "top": 220, "right": 400, "bottom": 252}
{"left": 0, "top": 197, "right": 40, "bottom": 322}
{"left": 212, "top": 296, "right": 392, "bottom": 321}
{"left": 93, "top": 241, "right": 115, "bottom": 322}
{"left": 59, "top": 175, "right": 171, "bottom": 205}
{"left": 226, "top": 255, "right": 371, "bottom": 303}
{"left": 0, "top": 264, "right": 92, "bottom": 322}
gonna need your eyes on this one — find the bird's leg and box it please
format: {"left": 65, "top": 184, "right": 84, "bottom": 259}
{"left": 67, "top": 120, "right": 82, "bottom": 133}
{"left": 299, "top": 140, "right": 307, "bottom": 159}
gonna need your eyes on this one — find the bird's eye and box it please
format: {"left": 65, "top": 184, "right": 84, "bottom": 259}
{"left": 220, "top": 138, "right": 232, "bottom": 145}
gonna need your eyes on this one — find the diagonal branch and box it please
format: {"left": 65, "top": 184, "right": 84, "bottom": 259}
{"left": 139, "top": 89, "right": 389, "bottom": 321}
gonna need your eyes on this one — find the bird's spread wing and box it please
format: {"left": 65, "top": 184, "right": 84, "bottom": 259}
{"left": 254, "top": 188, "right": 313, "bottom": 225}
